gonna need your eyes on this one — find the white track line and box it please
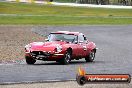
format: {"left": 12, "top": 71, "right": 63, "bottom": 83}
{"left": 53, "top": 2, "right": 132, "bottom": 9}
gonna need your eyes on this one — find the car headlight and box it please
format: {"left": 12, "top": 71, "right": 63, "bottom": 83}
{"left": 25, "top": 44, "right": 31, "bottom": 51}
{"left": 56, "top": 45, "right": 62, "bottom": 53}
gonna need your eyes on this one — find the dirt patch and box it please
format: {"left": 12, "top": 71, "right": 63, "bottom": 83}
{"left": 0, "top": 25, "right": 44, "bottom": 62}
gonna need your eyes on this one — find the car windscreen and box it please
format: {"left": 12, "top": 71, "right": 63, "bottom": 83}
{"left": 48, "top": 33, "right": 77, "bottom": 43}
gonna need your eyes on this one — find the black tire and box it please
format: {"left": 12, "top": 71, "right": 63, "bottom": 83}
{"left": 25, "top": 56, "right": 36, "bottom": 64}
{"left": 61, "top": 51, "right": 71, "bottom": 65}
{"left": 85, "top": 50, "right": 95, "bottom": 62}
{"left": 76, "top": 75, "right": 86, "bottom": 86}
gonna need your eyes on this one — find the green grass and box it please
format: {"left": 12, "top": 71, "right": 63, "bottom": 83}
{"left": 0, "top": 2, "right": 132, "bottom": 25}
{"left": 0, "top": 16, "right": 132, "bottom": 25}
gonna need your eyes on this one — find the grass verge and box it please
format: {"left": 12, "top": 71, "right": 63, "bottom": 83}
{"left": 0, "top": 2, "right": 132, "bottom": 25}
{"left": 0, "top": 16, "right": 132, "bottom": 25}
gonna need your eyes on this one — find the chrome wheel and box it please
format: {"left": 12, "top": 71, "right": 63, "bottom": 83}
{"left": 65, "top": 52, "right": 71, "bottom": 63}
{"left": 89, "top": 51, "right": 95, "bottom": 60}
{"left": 62, "top": 51, "right": 71, "bottom": 65}
{"left": 85, "top": 50, "right": 95, "bottom": 62}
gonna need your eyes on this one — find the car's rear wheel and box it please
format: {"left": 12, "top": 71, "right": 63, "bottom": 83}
{"left": 85, "top": 50, "right": 95, "bottom": 62}
{"left": 61, "top": 51, "right": 71, "bottom": 65}
{"left": 25, "top": 56, "right": 36, "bottom": 64}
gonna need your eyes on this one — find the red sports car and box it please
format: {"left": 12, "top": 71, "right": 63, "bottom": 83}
{"left": 25, "top": 31, "right": 97, "bottom": 65}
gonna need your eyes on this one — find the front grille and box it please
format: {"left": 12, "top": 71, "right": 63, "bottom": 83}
{"left": 31, "top": 51, "right": 43, "bottom": 55}
{"left": 31, "top": 51, "right": 51, "bottom": 56}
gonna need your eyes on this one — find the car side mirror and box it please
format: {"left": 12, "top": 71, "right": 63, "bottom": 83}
{"left": 45, "top": 39, "right": 49, "bottom": 41}
{"left": 87, "top": 40, "right": 89, "bottom": 42}
{"left": 85, "top": 40, "right": 89, "bottom": 44}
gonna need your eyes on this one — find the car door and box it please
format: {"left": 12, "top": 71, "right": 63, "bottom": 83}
{"left": 77, "top": 34, "right": 88, "bottom": 57}
{"left": 71, "top": 35, "right": 82, "bottom": 58}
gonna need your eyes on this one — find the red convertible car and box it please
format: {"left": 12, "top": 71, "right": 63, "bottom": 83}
{"left": 25, "top": 31, "right": 97, "bottom": 65}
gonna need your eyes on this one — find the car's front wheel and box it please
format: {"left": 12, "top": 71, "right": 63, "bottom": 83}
{"left": 85, "top": 50, "right": 95, "bottom": 62}
{"left": 61, "top": 51, "right": 71, "bottom": 65}
{"left": 25, "top": 56, "right": 36, "bottom": 64}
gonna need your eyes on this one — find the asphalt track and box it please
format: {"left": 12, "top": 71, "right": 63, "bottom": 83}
{"left": 0, "top": 25, "right": 132, "bottom": 84}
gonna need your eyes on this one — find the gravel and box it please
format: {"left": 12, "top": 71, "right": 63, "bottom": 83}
{"left": 0, "top": 25, "right": 44, "bottom": 62}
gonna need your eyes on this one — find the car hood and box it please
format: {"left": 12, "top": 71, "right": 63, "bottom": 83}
{"left": 29, "top": 41, "right": 67, "bottom": 52}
